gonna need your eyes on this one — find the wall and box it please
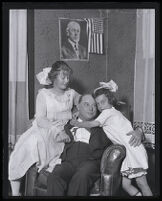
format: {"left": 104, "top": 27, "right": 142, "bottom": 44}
{"left": 34, "top": 9, "right": 136, "bottom": 118}
{"left": 107, "top": 9, "right": 136, "bottom": 120}
{"left": 34, "top": 9, "right": 108, "bottom": 98}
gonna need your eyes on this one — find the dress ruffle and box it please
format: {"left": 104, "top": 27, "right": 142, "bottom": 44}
{"left": 121, "top": 167, "right": 147, "bottom": 179}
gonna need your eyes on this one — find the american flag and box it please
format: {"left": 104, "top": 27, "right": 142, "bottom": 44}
{"left": 85, "top": 18, "right": 104, "bottom": 54}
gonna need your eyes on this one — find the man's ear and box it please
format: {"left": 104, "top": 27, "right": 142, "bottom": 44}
{"left": 72, "top": 105, "right": 79, "bottom": 120}
{"left": 76, "top": 104, "right": 80, "bottom": 111}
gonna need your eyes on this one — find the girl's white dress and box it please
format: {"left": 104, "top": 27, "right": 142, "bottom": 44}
{"left": 9, "top": 88, "right": 78, "bottom": 180}
{"left": 96, "top": 107, "right": 148, "bottom": 179}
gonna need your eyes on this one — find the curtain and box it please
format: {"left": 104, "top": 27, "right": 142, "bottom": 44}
{"left": 133, "top": 9, "right": 155, "bottom": 148}
{"left": 9, "top": 10, "right": 29, "bottom": 149}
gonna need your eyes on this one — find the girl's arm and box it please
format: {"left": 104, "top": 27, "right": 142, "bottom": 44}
{"left": 35, "top": 91, "right": 53, "bottom": 129}
{"left": 70, "top": 119, "right": 100, "bottom": 128}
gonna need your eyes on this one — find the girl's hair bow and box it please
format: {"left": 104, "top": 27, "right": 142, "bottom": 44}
{"left": 94, "top": 80, "right": 118, "bottom": 93}
{"left": 36, "top": 67, "right": 52, "bottom": 85}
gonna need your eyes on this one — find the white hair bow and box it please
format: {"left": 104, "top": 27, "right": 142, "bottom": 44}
{"left": 36, "top": 67, "right": 52, "bottom": 85}
{"left": 94, "top": 80, "right": 118, "bottom": 93}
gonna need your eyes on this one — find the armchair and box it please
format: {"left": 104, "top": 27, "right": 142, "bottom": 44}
{"left": 24, "top": 144, "right": 126, "bottom": 196}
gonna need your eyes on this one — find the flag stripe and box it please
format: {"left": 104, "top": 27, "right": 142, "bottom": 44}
{"left": 85, "top": 18, "right": 104, "bottom": 54}
{"left": 98, "top": 34, "right": 101, "bottom": 54}
{"left": 91, "top": 33, "right": 93, "bottom": 52}
{"left": 86, "top": 18, "right": 91, "bottom": 53}
{"left": 100, "top": 34, "right": 103, "bottom": 54}
{"left": 97, "top": 34, "right": 100, "bottom": 54}
{"left": 94, "top": 34, "right": 96, "bottom": 53}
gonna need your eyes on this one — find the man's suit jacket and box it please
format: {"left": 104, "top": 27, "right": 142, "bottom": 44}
{"left": 61, "top": 41, "right": 87, "bottom": 60}
{"left": 61, "top": 122, "right": 112, "bottom": 163}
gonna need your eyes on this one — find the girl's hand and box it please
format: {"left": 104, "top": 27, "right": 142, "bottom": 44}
{"left": 126, "top": 129, "right": 143, "bottom": 147}
{"left": 64, "top": 135, "right": 71, "bottom": 143}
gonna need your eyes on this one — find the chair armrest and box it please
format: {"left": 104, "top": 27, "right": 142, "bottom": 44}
{"left": 101, "top": 144, "right": 126, "bottom": 174}
{"left": 100, "top": 144, "right": 126, "bottom": 196}
{"left": 24, "top": 164, "right": 38, "bottom": 196}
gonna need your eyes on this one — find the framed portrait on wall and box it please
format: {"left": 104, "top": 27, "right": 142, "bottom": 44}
{"left": 59, "top": 18, "right": 89, "bottom": 61}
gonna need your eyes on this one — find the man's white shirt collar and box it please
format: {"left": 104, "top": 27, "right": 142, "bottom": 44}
{"left": 68, "top": 39, "right": 79, "bottom": 50}
{"left": 71, "top": 118, "right": 91, "bottom": 144}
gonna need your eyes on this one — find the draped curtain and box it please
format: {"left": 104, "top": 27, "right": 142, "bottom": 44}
{"left": 9, "top": 10, "right": 29, "bottom": 148}
{"left": 133, "top": 9, "right": 155, "bottom": 148}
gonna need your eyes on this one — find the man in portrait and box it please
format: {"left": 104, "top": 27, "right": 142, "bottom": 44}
{"left": 60, "top": 20, "right": 88, "bottom": 60}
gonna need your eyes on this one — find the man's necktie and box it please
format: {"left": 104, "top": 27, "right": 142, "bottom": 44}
{"left": 74, "top": 44, "right": 78, "bottom": 51}
{"left": 71, "top": 127, "right": 79, "bottom": 136}
{"left": 74, "top": 44, "right": 79, "bottom": 58}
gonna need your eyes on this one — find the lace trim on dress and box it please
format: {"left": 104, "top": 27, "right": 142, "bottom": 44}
{"left": 121, "top": 167, "right": 147, "bottom": 178}
{"left": 39, "top": 88, "right": 72, "bottom": 103}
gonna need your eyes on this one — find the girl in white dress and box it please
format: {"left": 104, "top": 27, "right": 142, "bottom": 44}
{"left": 8, "top": 61, "right": 80, "bottom": 196}
{"left": 70, "top": 80, "right": 152, "bottom": 196}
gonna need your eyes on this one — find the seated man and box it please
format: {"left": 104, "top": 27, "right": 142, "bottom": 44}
{"left": 47, "top": 94, "right": 143, "bottom": 196}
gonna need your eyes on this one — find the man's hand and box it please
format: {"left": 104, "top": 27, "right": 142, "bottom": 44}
{"left": 126, "top": 128, "right": 143, "bottom": 147}
{"left": 56, "top": 131, "right": 71, "bottom": 143}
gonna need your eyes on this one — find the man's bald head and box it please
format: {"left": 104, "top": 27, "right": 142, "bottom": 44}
{"left": 66, "top": 21, "right": 80, "bottom": 32}
{"left": 77, "top": 94, "right": 97, "bottom": 121}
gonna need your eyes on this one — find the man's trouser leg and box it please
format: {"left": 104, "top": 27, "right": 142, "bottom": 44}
{"left": 67, "top": 160, "right": 100, "bottom": 196}
{"left": 47, "top": 162, "right": 75, "bottom": 196}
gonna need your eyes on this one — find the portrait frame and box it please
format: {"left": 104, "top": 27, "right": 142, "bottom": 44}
{"left": 59, "top": 18, "right": 89, "bottom": 61}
